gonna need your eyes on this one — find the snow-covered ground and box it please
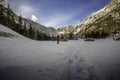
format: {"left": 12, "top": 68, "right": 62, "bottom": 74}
{"left": 0, "top": 24, "right": 120, "bottom": 80}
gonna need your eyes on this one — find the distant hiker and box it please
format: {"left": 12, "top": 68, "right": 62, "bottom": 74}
{"left": 57, "top": 35, "right": 60, "bottom": 44}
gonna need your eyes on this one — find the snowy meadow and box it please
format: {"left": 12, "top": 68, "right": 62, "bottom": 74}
{"left": 0, "top": 25, "right": 120, "bottom": 80}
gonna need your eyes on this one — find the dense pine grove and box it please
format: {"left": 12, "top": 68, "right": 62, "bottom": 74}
{"left": 0, "top": 4, "right": 54, "bottom": 40}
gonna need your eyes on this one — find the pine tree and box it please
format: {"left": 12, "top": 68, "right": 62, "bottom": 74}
{"left": 34, "top": 28, "right": 37, "bottom": 40}
{"left": 28, "top": 24, "right": 35, "bottom": 39}
{"left": 10, "top": 15, "right": 16, "bottom": 31}
{"left": 69, "top": 32, "right": 73, "bottom": 39}
{"left": 6, "top": 4, "right": 11, "bottom": 27}
{"left": 0, "top": 5, "right": 4, "bottom": 25}
{"left": 37, "top": 31, "right": 42, "bottom": 40}
{"left": 23, "top": 22, "right": 27, "bottom": 36}
{"left": 19, "top": 14, "right": 22, "bottom": 25}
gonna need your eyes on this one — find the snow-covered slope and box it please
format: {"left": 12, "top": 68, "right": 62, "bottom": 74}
{"left": 25, "top": 19, "right": 57, "bottom": 36}
{"left": 0, "top": 24, "right": 27, "bottom": 39}
{"left": 57, "top": 25, "right": 74, "bottom": 35}
{"left": 0, "top": 26, "right": 120, "bottom": 80}
{"left": 74, "top": 0, "right": 120, "bottom": 37}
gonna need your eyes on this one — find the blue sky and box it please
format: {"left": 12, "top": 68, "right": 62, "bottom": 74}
{"left": 8, "top": 0, "right": 111, "bottom": 28}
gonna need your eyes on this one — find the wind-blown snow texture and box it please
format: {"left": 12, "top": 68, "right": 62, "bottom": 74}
{"left": 0, "top": 24, "right": 120, "bottom": 80}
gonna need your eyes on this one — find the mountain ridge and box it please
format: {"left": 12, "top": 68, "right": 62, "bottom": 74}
{"left": 0, "top": 0, "right": 57, "bottom": 40}
{"left": 58, "top": 0, "right": 120, "bottom": 39}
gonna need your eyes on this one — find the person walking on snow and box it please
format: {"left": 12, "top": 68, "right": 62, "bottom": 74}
{"left": 57, "top": 35, "right": 60, "bottom": 44}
